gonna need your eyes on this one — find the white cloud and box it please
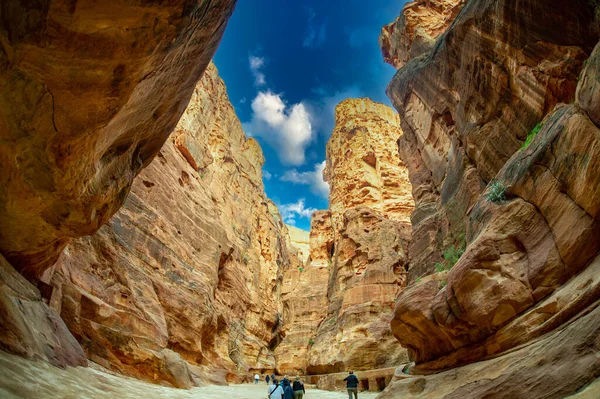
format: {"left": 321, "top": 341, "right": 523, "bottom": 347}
{"left": 280, "top": 161, "right": 329, "bottom": 198}
{"left": 263, "top": 170, "right": 272, "bottom": 180}
{"left": 244, "top": 91, "right": 313, "bottom": 166}
{"left": 278, "top": 199, "right": 317, "bottom": 225}
{"left": 249, "top": 56, "right": 266, "bottom": 87}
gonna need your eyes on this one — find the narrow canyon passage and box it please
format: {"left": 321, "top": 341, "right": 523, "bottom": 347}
{"left": 0, "top": 351, "right": 379, "bottom": 399}
{"left": 1, "top": 0, "right": 599, "bottom": 398}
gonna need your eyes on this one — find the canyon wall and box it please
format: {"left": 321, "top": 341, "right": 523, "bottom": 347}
{"left": 0, "top": 0, "right": 236, "bottom": 371}
{"left": 42, "top": 62, "right": 297, "bottom": 388}
{"left": 380, "top": 0, "right": 600, "bottom": 397}
{"left": 277, "top": 99, "right": 414, "bottom": 376}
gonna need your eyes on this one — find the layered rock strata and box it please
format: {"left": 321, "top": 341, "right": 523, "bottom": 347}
{"left": 0, "top": 0, "right": 236, "bottom": 279}
{"left": 379, "top": 0, "right": 466, "bottom": 69}
{"left": 45, "top": 62, "right": 295, "bottom": 387}
{"left": 278, "top": 99, "right": 413, "bottom": 377}
{"left": 381, "top": 0, "right": 600, "bottom": 397}
{"left": 0, "top": 0, "right": 236, "bottom": 371}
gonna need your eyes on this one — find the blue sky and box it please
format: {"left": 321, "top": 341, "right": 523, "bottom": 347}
{"left": 213, "top": 1, "right": 404, "bottom": 230}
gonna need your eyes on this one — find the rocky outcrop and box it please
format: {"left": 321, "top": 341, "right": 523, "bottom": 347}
{"left": 0, "top": 0, "right": 236, "bottom": 279}
{"left": 0, "top": 253, "right": 86, "bottom": 369}
{"left": 325, "top": 98, "right": 414, "bottom": 231}
{"left": 379, "top": 0, "right": 466, "bottom": 69}
{"left": 381, "top": 0, "right": 600, "bottom": 397}
{"left": 44, "top": 62, "right": 294, "bottom": 387}
{"left": 278, "top": 99, "right": 413, "bottom": 377}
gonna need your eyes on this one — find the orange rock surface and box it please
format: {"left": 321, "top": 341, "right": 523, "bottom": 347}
{"left": 379, "top": 0, "right": 466, "bottom": 69}
{"left": 278, "top": 99, "right": 413, "bottom": 376}
{"left": 381, "top": 0, "right": 600, "bottom": 396}
{"left": 0, "top": 0, "right": 236, "bottom": 279}
{"left": 46, "top": 62, "right": 296, "bottom": 387}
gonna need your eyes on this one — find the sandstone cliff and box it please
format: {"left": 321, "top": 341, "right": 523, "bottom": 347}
{"left": 278, "top": 99, "right": 414, "bottom": 376}
{"left": 286, "top": 225, "right": 311, "bottom": 264}
{"left": 380, "top": 0, "right": 600, "bottom": 397}
{"left": 0, "top": 1, "right": 236, "bottom": 279}
{"left": 42, "top": 62, "right": 295, "bottom": 388}
{"left": 379, "top": 0, "right": 466, "bottom": 69}
{"left": 0, "top": 0, "right": 236, "bottom": 370}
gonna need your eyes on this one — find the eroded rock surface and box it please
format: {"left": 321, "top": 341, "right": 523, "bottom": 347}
{"left": 278, "top": 99, "right": 413, "bottom": 376}
{"left": 379, "top": 0, "right": 466, "bottom": 69}
{"left": 45, "top": 63, "right": 294, "bottom": 387}
{"left": 0, "top": 0, "right": 236, "bottom": 279}
{"left": 381, "top": 0, "right": 600, "bottom": 397}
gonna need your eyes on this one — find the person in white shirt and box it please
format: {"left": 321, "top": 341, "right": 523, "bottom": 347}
{"left": 268, "top": 379, "right": 284, "bottom": 398}
{"left": 255, "top": 373, "right": 260, "bottom": 384}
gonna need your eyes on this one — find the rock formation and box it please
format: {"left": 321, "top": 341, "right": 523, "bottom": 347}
{"left": 41, "top": 62, "right": 296, "bottom": 387}
{"left": 379, "top": 0, "right": 466, "bottom": 69}
{"left": 0, "top": 0, "right": 236, "bottom": 279}
{"left": 277, "top": 99, "right": 414, "bottom": 377}
{"left": 0, "top": 0, "right": 236, "bottom": 372}
{"left": 380, "top": 0, "right": 600, "bottom": 396}
{"left": 286, "top": 225, "right": 311, "bottom": 264}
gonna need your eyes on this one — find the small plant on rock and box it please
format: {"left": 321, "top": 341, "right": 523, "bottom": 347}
{"left": 415, "top": 277, "right": 421, "bottom": 284}
{"left": 438, "top": 279, "right": 448, "bottom": 289}
{"left": 434, "top": 262, "right": 446, "bottom": 273}
{"left": 486, "top": 180, "right": 507, "bottom": 203}
{"left": 242, "top": 253, "right": 249, "bottom": 264}
{"left": 308, "top": 338, "right": 315, "bottom": 345}
{"left": 521, "top": 122, "right": 543, "bottom": 150}
{"left": 298, "top": 267, "right": 304, "bottom": 272}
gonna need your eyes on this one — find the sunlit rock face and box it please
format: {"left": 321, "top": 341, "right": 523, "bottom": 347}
{"left": 325, "top": 98, "right": 414, "bottom": 231}
{"left": 286, "top": 225, "right": 311, "bottom": 264}
{"left": 382, "top": 0, "right": 600, "bottom": 396}
{"left": 46, "top": 62, "right": 295, "bottom": 387}
{"left": 379, "top": 0, "right": 466, "bottom": 69}
{"left": 278, "top": 99, "right": 413, "bottom": 376}
{"left": 0, "top": 0, "right": 236, "bottom": 280}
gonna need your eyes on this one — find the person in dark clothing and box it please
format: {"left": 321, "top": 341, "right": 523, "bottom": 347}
{"left": 282, "top": 378, "right": 294, "bottom": 399}
{"left": 292, "top": 376, "right": 306, "bottom": 399}
{"left": 344, "top": 371, "right": 359, "bottom": 399}
{"left": 266, "top": 375, "right": 270, "bottom": 384}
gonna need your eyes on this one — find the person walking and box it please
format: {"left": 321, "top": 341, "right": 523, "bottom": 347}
{"left": 255, "top": 373, "right": 260, "bottom": 384}
{"left": 344, "top": 371, "right": 359, "bottom": 399}
{"left": 282, "top": 378, "right": 294, "bottom": 399}
{"left": 266, "top": 374, "right": 271, "bottom": 385}
{"left": 268, "top": 379, "right": 284, "bottom": 399}
{"left": 292, "top": 376, "right": 306, "bottom": 398}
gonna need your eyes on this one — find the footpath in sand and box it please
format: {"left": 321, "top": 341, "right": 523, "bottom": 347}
{"left": 0, "top": 350, "right": 379, "bottom": 399}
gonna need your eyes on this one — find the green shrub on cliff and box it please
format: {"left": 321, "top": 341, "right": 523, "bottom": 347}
{"left": 487, "top": 180, "right": 507, "bottom": 203}
{"left": 521, "top": 122, "right": 543, "bottom": 150}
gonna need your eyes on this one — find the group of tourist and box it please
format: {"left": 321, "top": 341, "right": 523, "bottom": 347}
{"left": 254, "top": 370, "right": 360, "bottom": 399}
{"left": 263, "top": 375, "right": 305, "bottom": 399}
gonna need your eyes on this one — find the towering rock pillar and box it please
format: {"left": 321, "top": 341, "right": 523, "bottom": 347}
{"left": 279, "top": 98, "right": 414, "bottom": 377}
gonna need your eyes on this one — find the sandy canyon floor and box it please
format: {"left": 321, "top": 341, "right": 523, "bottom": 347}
{"left": 0, "top": 350, "right": 379, "bottom": 399}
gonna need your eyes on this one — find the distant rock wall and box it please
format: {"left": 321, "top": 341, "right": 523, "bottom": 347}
{"left": 46, "top": 62, "right": 296, "bottom": 387}
{"left": 381, "top": 0, "right": 600, "bottom": 397}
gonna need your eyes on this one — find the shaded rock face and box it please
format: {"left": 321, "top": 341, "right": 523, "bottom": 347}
{"left": 379, "top": 0, "right": 466, "bottom": 69}
{"left": 278, "top": 99, "right": 413, "bottom": 376}
{"left": 0, "top": 0, "right": 237, "bottom": 279}
{"left": 381, "top": 0, "right": 600, "bottom": 397}
{"left": 45, "top": 63, "right": 294, "bottom": 387}
{"left": 275, "top": 211, "right": 332, "bottom": 375}
{"left": 0, "top": 253, "right": 86, "bottom": 369}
